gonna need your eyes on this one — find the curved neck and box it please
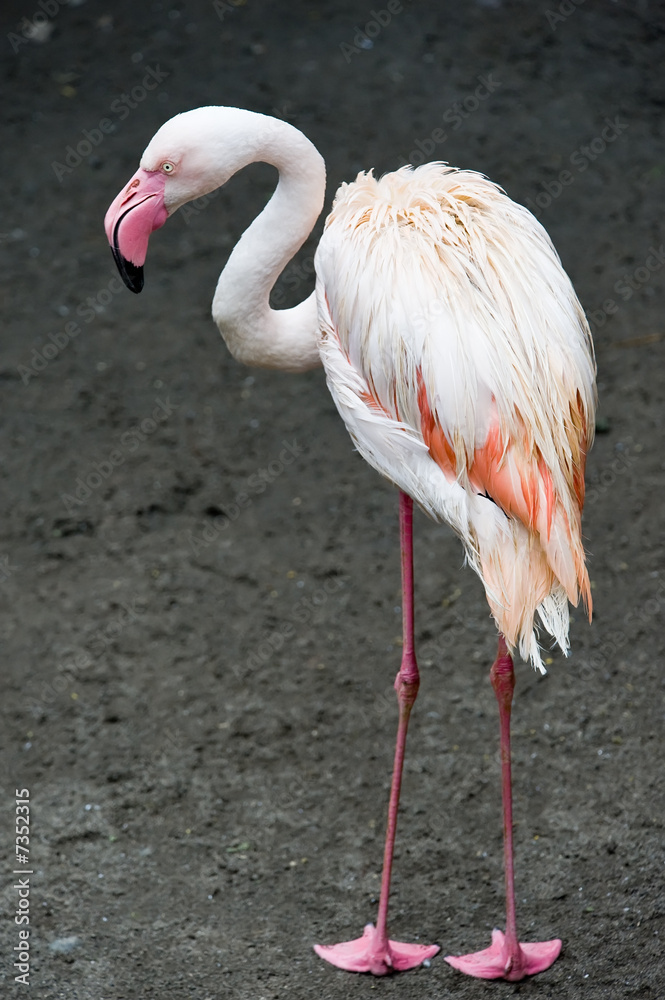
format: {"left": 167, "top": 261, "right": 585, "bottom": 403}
{"left": 211, "top": 116, "right": 326, "bottom": 372}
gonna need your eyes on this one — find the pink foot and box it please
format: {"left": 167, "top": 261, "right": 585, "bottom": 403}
{"left": 314, "top": 922, "right": 440, "bottom": 975}
{"left": 445, "top": 928, "right": 561, "bottom": 981}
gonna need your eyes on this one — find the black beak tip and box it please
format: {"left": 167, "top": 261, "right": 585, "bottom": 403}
{"left": 111, "top": 244, "right": 144, "bottom": 294}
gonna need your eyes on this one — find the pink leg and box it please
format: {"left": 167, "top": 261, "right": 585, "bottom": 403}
{"left": 314, "top": 492, "right": 440, "bottom": 975}
{"left": 445, "top": 636, "right": 561, "bottom": 980}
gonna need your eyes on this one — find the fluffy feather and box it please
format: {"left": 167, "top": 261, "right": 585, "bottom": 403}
{"left": 315, "top": 163, "right": 596, "bottom": 671}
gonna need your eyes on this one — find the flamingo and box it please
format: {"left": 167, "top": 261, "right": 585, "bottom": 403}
{"left": 104, "top": 107, "right": 596, "bottom": 981}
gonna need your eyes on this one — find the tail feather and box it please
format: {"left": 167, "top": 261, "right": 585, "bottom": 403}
{"left": 536, "top": 584, "right": 570, "bottom": 655}
{"left": 477, "top": 520, "right": 553, "bottom": 672}
{"left": 472, "top": 501, "right": 588, "bottom": 672}
{"left": 540, "top": 506, "right": 592, "bottom": 620}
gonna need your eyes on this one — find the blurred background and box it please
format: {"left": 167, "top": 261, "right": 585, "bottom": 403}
{"left": 1, "top": 2, "right": 664, "bottom": 997}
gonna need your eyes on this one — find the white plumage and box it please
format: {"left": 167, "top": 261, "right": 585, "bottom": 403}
{"left": 316, "top": 164, "right": 595, "bottom": 669}
{"left": 104, "top": 108, "right": 595, "bottom": 671}
{"left": 105, "top": 105, "right": 597, "bottom": 981}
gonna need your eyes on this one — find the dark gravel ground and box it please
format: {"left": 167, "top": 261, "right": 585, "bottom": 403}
{"left": 1, "top": 1, "right": 664, "bottom": 998}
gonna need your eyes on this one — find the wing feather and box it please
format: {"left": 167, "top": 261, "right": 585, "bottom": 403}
{"left": 315, "top": 163, "right": 596, "bottom": 669}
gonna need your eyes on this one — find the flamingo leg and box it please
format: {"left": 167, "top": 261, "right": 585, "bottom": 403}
{"left": 314, "top": 492, "right": 440, "bottom": 974}
{"left": 445, "top": 636, "right": 561, "bottom": 980}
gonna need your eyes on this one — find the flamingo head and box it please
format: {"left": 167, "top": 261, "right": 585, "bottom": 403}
{"left": 104, "top": 107, "right": 270, "bottom": 293}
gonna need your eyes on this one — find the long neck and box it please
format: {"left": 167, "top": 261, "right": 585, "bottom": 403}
{"left": 211, "top": 117, "right": 326, "bottom": 372}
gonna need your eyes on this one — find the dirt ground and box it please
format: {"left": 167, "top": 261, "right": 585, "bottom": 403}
{"left": 1, "top": 1, "right": 664, "bottom": 997}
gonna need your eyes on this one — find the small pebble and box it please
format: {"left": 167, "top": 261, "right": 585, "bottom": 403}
{"left": 50, "top": 936, "right": 81, "bottom": 953}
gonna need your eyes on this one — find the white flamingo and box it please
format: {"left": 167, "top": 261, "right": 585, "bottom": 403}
{"left": 105, "top": 107, "right": 596, "bottom": 981}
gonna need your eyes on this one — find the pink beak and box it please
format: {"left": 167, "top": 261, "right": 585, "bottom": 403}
{"left": 104, "top": 167, "right": 168, "bottom": 293}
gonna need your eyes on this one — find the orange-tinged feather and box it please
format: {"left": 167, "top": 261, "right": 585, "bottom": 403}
{"left": 416, "top": 369, "right": 457, "bottom": 480}
{"left": 415, "top": 372, "right": 591, "bottom": 630}
{"left": 359, "top": 387, "right": 391, "bottom": 418}
{"left": 317, "top": 160, "right": 596, "bottom": 668}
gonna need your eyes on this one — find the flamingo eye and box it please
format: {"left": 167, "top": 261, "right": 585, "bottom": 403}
{"left": 161, "top": 161, "right": 175, "bottom": 174}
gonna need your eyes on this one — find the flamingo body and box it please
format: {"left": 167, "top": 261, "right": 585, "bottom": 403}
{"left": 315, "top": 164, "right": 595, "bottom": 670}
{"left": 104, "top": 107, "right": 596, "bottom": 981}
